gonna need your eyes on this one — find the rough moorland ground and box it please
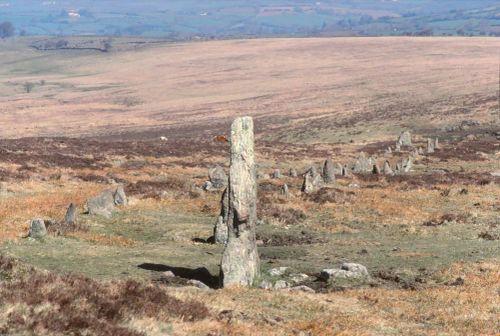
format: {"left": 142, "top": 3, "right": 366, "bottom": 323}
{"left": 0, "top": 37, "right": 498, "bottom": 335}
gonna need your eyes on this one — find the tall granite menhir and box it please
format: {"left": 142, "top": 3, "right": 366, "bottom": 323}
{"left": 220, "top": 117, "right": 260, "bottom": 287}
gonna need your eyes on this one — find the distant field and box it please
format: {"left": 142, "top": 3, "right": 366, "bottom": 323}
{"left": 0, "top": 36, "right": 498, "bottom": 144}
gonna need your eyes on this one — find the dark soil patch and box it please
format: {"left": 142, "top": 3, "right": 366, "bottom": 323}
{"left": 256, "top": 231, "right": 327, "bottom": 247}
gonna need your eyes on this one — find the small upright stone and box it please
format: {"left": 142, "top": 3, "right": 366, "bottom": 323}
{"left": 281, "top": 184, "right": 289, "bottom": 197}
{"left": 289, "top": 168, "right": 298, "bottom": 177}
{"left": 395, "top": 143, "right": 401, "bottom": 153}
{"left": 397, "top": 131, "right": 412, "bottom": 146}
{"left": 209, "top": 166, "right": 228, "bottom": 189}
{"left": 220, "top": 117, "right": 260, "bottom": 287}
{"left": 214, "top": 188, "right": 229, "bottom": 245}
{"left": 114, "top": 185, "right": 128, "bottom": 206}
{"left": 383, "top": 161, "right": 394, "bottom": 176}
{"left": 342, "top": 164, "right": 350, "bottom": 177}
{"left": 29, "top": 219, "right": 47, "bottom": 239}
{"left": 434, "top": 137, "right": 439, "bottom": 149}
{"left": 64, "top": 203, "right": 77, "bottom": 225}
{"left": 372, "top": 163, "right": 381, "bottom": 175}
{"left": 426, "top": 138, "right": 435, "bottom": 154}
{"left": 301, "top": 167, "right": 323, "bottom": 194}
{"left": 271, "top": 169, "right": 282, "bottom": 179}
{"left": 87, "top": 189, "right": 115, "bottom": 217}
{"left": 322, "top": 159, "right": 336, "bottom": 183}
{"left": 353, "top": 152, "right": 371, "bottom": 174}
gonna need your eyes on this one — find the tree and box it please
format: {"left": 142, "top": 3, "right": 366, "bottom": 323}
{"left": 0, "top": 21, "right": 15, "bottom": 39}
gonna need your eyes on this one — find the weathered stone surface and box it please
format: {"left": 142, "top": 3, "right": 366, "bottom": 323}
{"left": 271, "top": 169, "right": 282, "bottom": 179}
{"left": 214, "top": 188, "right": 229, "bottom": 244}
{"left": 289, "top": 168, "right": 298, "bottom": 177}
{"left": 209, "top": 165, "right": 228, "bottom": 189}
{"left": 187, "top": 279, "right": 210, "bottom": 290}
{"left": 289, "top": 285, "right": 315, "bottom": 293}
{"left": 202, "top": 181, "right": 213, "bottom": 191}
{"left": 334, "top": 163, "right": 343, "bottom": 175}
{"left": 220, "top": 117, "right": 260, "bottom": 287}
{"left": 64, "top": 203, "right": 77, "bottom": 225}
{"left": 301, "top": 167, "right": 324, "bottom": 194}
{"left": 397, "top": 131, "right": 412, "bottom": 146}
{"left": 383, "top": 161, "right": 394, "bottom": 176}
{"left": 341, "top": 263, "right": 369, "bottom": 277}
{"left": 322, "top": 159, "right": 336, "bottom": 183}
{"left": 402, "top": 157, "right": 413, "bottom": 173}
{"left": 434, "top": 137, "right": 439, "bottom": 149}
{"left": 418, "top": 147, "right": 425, "bottom": 155}
{"left": 29, "top": 219, "right": 47, "bottom": 239}
{"left": 259, "top": 280, "right": 273, "bottom": 289}
{"left": 87, "top": 189, "right": 115, "bottom": 217}
{"left": 341, "top": 165, "right": 350, "bottom": 177}
{"left": 427, "top": 138, "right": 435, "bottom": 154}
{"left": 320, "top": 263, "right": 369, "bottom": 281}
{"left": 281, "top": 184, "right": 289, "bottom": 197}
{"left": 114, "top": 185, "right": 128, "bottom": 206}
{"left": 290, "top": 273, "right": 309, "bottom": 284}
{"left": 353, "top": 152, "right": 371, "bottom": 173}
{"left": 273, "top": 280, "right": 289, "bottom": 289}
{"left": 268, "top": 267, "right": 289, "bottom": 277}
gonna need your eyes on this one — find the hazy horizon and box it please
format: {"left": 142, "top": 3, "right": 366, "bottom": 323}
{"left": 0, "top": 0, "right": 498, "bottom": 38}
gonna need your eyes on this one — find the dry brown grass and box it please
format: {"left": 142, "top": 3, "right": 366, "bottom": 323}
{"left": 0, "top": 37, "right": 498, "bottom": 141}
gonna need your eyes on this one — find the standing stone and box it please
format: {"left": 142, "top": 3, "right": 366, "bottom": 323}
{"left": 220, "top": 117, "right": 260, "bottom": 287}
{"left": 281, "top": 184, "right": 289, "bottom": 197}
{"left": 426, "top": 138, "right": 435, "bottom": 154}
{"left": 64, "top": 203, "right": 77, "bottom": 225}
{"left": 372, "top": 163, "right": 381, "bottom": 175}
{"left": 334, "top": 163, "right": 343, "bottom": 175}
{"left": 29, "top": 219, "right": 47, "bottom": 239}
{"left": 353, "top": 152, "right": 371, "bottom": 173}
{"left": 289, "top": 168, "right": 298, "bottom": 178}
{"left": 383, "top": 161, "right": 394, "bottom": 176}
{"left": 271, "top": 169, "right": 282, "bottom": 179}
{"left": 385, "top": 147, "right": 392, "bottom": 154}
{"left": 87, "top": 190, "right": 115, "bottom": 217}
{"left": 214, "top": 188, "right": 229, "bottom": 244}
{"left": 114, "top": 185, "right": 128, "bottom": 206}
{"left": 209, "top": 166, "right": 228, "bottom": 189}
{"left": 397, "top": 131, "right": 412, "bottom": 146}
{"left": 395, "top": 162, "right": 402, "bottom": 175}
{"left": 418, "top": 147, "right": 425, "bottom": 155}
{"left": 301, "top": 167, "right": 324, "bottom": 194}
{"left": 322, "top": 159, "right": 336, "bottom": 183}
{"left": 434, "top": 137, "right": 439, "bottom": 149}
{"left": 342, "top": 165, "right": 350, "bottom": 177}
{"left": 395, "top": 143, "right": 401, "bottom": 153}
{"left": 402, "top": 157, "right": 413, "bottom": 173}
